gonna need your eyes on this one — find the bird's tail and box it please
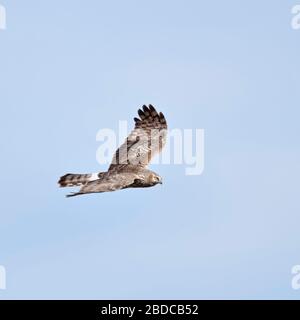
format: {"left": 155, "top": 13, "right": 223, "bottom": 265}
{"left": 58, "top": 173, "right": 100, "bottom": 188}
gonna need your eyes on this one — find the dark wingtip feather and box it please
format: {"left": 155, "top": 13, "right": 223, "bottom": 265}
{"left": 138, "top": 109, "right": 146, "bottom": 119}
{"left": 143, "top": 106, "right": 151, "bottom": 118}
{"left": 148, "top": 104, "right": 158, "bottom": 117}
{"left": 159, "top": 112, "right": 166, "bottom": 124}
{"left": 148, "top": 104, "right": 155, "bottom": 111}
{"left": 142, "top": 104, "right": 150, "bottom": 113}
{"left": 135, "top": 105, "right": 167, "bottom": 127}
{"left": 66, "top": 192, "right": 81, "bottom": 198}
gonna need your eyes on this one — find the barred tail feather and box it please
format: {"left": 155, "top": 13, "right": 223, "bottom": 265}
{"left": 58, "top": 173, "right": 100, "bottom": 188}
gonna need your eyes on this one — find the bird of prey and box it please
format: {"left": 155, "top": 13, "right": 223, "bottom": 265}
{"left": 58, "top": 105, "right": 167, "bottom": 197}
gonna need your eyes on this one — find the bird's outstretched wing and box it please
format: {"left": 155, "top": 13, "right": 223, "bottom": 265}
{"left": 109, "top": 104, "right": 167, "bottom": 171}
{"left": 66, "top": 168, "right": 141, "bottom": 197}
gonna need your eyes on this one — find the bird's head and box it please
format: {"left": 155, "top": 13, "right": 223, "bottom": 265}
{"left": 149, "top": 173, "right": 163, "bottom": 186}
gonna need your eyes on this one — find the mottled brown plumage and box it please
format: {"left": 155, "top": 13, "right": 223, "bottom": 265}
{"left": 58, "top": 105, "right": 167, "bottom": 197}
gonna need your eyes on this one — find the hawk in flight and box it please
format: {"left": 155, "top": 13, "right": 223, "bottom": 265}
{"left": 58, "top": 105, "right": 167, "bottom": 197}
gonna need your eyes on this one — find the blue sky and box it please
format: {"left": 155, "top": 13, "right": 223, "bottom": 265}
{"left": 0, "top": 0, "right": 300, "bottom": 299}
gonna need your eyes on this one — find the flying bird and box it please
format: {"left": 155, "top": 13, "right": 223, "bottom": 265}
{"left": 58, "top": 105, "right": 167, "bottom": 197}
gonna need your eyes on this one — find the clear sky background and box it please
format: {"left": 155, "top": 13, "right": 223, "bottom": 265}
{"left": 0, "top": 0, "right": 300, "bottom": 299}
